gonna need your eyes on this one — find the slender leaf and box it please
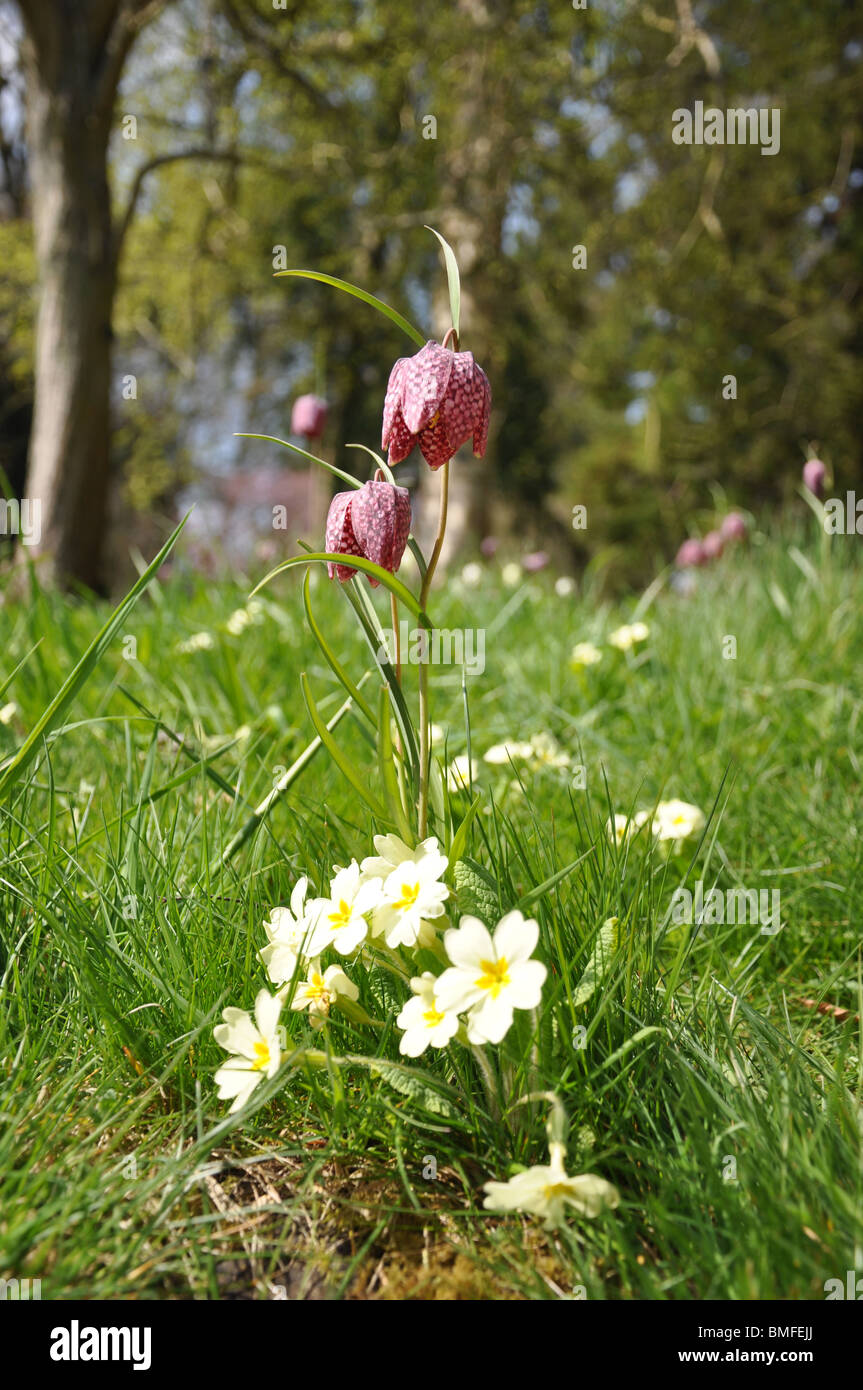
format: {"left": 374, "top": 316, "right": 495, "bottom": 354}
{"left": 302, "top": 571, "right": 376, "bottom": 726}
{"left": 0, "top": 515, "right": 189, "bottom": 800}
{"left": 300, "top": 673, "right": 388, "bottom": 820}
{"left": 235, "top": 433, "right": 360, "bottom": 490}
{"left": 253, "top": 552, "right": 432, "bottom": 629}
{"left": 425, "top": 226, "right": 461, "bottom": 339}
{"left": 273, "top": 270, "right": 425, "bottom": 347}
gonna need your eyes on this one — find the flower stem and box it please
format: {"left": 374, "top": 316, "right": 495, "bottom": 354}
{"left": 417, "top": 459, "right": 450, "bottom": 838}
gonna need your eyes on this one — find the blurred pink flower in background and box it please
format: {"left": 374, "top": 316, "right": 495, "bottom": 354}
{"left": 291, "top": 394, "right": 329, "bottom": 439}
{"left": 480, "top": 536, "right": 498, "bottom": 558}
{"left": 675, "top": 538, "right": 705, "bottom": 569}
{"left": 702, "top": 530, "right": 724, "bottom": 561}
{"left": 720, "top": 511, "right": 747, "bottom": 543}
{"left": 325, "top": 481, "right": 411, "bottom": 586}
{"left": 802, "top": 457, "right": 827, "bottom": 498}
{"left": 382, "top": 340, "right": 491, "bottom": 470}
{"left": 522, "top": 551, "right": 550, "bottom": 573}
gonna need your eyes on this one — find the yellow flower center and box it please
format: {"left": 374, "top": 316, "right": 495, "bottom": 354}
{"left": 251, "top": 1040, "right": 271, "bottom": 1071}
{"left": 328, "top": 899, "right": 352, "bottom": 929}
{"left": 423, "top": 1005, "right": 445, "bottom": 1028}
{"left": 475, "top": 957, "right": 511, "bottom": 998}
{"left": 307, "top": 973, "right": 328, "bottom": 1001}
{"left": 393, "top": 881, "right": 421, "bottom": 911}
{"left": 543, "top": 1181, "right": 573, "bottom": 1201}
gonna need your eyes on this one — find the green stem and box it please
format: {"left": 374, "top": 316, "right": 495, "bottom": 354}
{"left": 418, "top": 459, "right": 450, "bottom": 837}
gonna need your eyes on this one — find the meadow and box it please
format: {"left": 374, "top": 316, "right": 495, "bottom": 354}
{"left": 1, "top": 511, "right": 861, "bottom": 1301}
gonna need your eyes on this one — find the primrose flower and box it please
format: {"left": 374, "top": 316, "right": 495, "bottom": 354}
{"left": 501, "top": 562, "right": 522, "bottom": 588}
{"left": 291, "top": 393, "right": 328, "bottom": 439}
{"left": 325, "top": 480, "right": 411, "bottom": 586}
{"left": 447, "top": 754, "right": 479, "bottom": 792}
{"left": 607, "top": 811, "right": 649, "bottom": 846}
{"left": 571, "top": 641, "right": 602, "bottom": 669}
{"left": 555, "top": 576, "right": 576, "bottom": 597}
{"left": 382, "top": 340, "right": 491, "bottom": 470}
{"left": 260, "top": 876, "right": 321, "bottom": 986}
{"left": 803, "top": 457, "right": 827, "bottom": 498}
{"left": 306, "top": 860, "right": 383, "bottom": 955}
{"left": 483, "top": 1153, "right": 619, "bottom": 1231}
{"left": 289, "top": 958, "right": 358, "bottom": 1020}
{"left": 460, "top": 561, "right": 483, "bottom": 587}
{"left": 609, "top": 621, "right": 649, "bottom": 652}
{"left": 396, "top": 973, "right": 461, "bottom": 1056}
{"left": 652, "top": 799, "right": 705, "bottom": 845}
{"left": 177, "top": 631, "right": 215, "bottom": 654}
{"left": 528, "top": 732, "right": 570, "bottom": 769}
{"left": 370, "top": 844, "right": 450, "bottom": 949}
{"left": 361, "top": 832, "right": 438, "bottom": 879}
{"left": 483, "top": 740, "right": 534, "bottom": 766}
{"left": 0, "top": 701, "right": 17, "bottom": 724}
{"left": 436, "top": 911, "right": 547, "bottom": 1045}
{"left": 214, "top": 990, "right": 283, "bottom": 1114}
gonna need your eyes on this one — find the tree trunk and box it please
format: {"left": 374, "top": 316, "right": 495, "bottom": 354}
{"left": 17, "top": 2, "right": 150, "bottom": 592}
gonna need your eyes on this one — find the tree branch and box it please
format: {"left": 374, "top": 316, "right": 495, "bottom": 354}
{"left": 112, "top": 145, "right": 242, "bottom": 264}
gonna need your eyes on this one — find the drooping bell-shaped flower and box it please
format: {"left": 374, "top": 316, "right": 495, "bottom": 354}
{"left": 324, "top": 480, "right": 411, "bottom": 587}
{"left": 349, "top": 480, "right": 411, "bottom": 586}
{"left": 720, "top": 511, "right": 747, "bottom": 543}
{"left": 382, "top": 340, "right": 491, "bottom": 470}
{"left": 291, "top": 394, "right": 328, "bottom": 439}
{"left": 675, "top": 538, "right": 706, "bottom": 569}
{"left": 803, "top": 457, "right": 827, "bottom": 498}
{"left": 325, "top": 490, "right": 366, "bottom": 583}
{"left": 702, "top": 530, "right": 724, "bottom": 560}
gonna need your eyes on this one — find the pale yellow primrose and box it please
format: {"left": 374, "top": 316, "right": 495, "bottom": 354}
{"left": 483, "top": 1147, "right": 620, "bottom": 1231}
{"left": 436, "top": 911, "right": 547, "bottom": 1045}
{"left": 289, "top": 958, "right": 358, "bottom": 1020}
{"left": 396, "top": 972, "right": 460, "bottom": 1056}
{"left": 306, "top": 860, "right": 383, "bottom": 956}
{"left": 260, "top": 875, "right": 320, "bottom": 986}
{"left": 213, "top": 989, "right": 283, "bottom": 1114}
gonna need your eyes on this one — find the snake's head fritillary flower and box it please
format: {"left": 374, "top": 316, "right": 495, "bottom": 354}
{"left": 291, "top": 394, "right": 328, "bottom": 439}
{"left": 702, "top": 530, "right": 724, "bottom": 560}
{"left": 325, "top": 491, "right": 365, "bottom": 583}
{"left": 720, "top": 511, "right": 747, "bottom": 543}
{"left": 382, "top": 340, "right": 491, "bottom": 470}
{"left": 675, "top": 538, "right": 706, "bottom": 569}
{"left": 350, "top": 480, "right": 411, "bottom": 586}
{"left": 325, "top": 481, "right": 411, "bottom": 587}
{"left": 803, "top": 457, "right": 827, "bottom": 498}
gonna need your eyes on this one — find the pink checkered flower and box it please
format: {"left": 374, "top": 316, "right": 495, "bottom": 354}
{"left": 803, "top": 457, "right": 827, "bottom": 498}
{"left": 382, "top": 340, "right": 491, "bottom": 470}
{"left": 291, "top": 394, "right": 328, "bottom": 439}
{"left": 675, "top": 538, "right": 706, "bottom": 569}
{"left": 720, "top": 512, "right": 747, "bottom": 543}
{"left": 702, "top": 530, "right": 724, "bottom": 561}
{"left": 325, "top": 481, "right": 411, "bottom": 587}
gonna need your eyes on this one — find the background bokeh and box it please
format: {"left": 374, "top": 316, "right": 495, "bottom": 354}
{"left": 1, "top": 0, "right": 861, "bottom": 591}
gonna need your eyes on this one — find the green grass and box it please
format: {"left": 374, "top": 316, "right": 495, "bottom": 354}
{"left": 1, "top": 514, "right": 861, "bottom": 1300}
